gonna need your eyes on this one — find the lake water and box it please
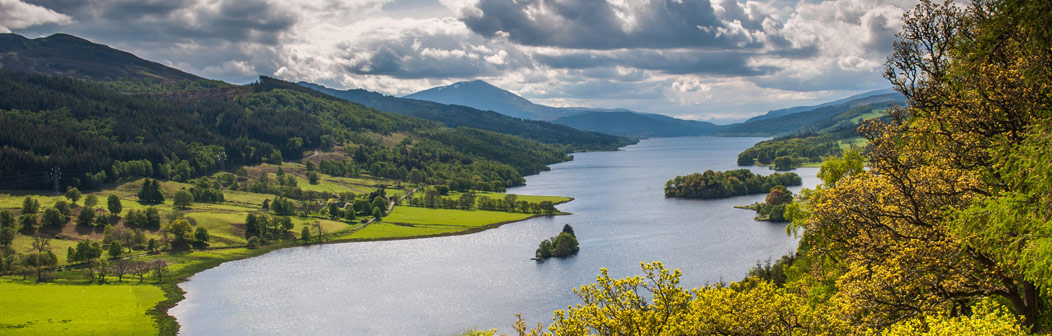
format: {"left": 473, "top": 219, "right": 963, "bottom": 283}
{"left": 169, "top": 137, "right": 820, "bottom": 335}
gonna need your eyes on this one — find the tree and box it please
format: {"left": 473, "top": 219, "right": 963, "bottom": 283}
{"left": 327, "top": 201, "right": 339, "bottom": 219}
{"left": 301, "top": 226, "right": 312, "bottom": 243}
{"left": 83, "top": 194, "right": 98, "bottom": 208}
{"left": 107, "top": 195, "right": 122, "bottom": 217}
{"left": 0, "top": 226, "right": 14, "bottom": 248}
{"left": 765, "top": 186, "right": 793, "bottom": 205}
{"left": 772, "top": 156, "right": 795, "bottom": 171}
{"left": 408, "top": 169, "right": 424, "bottom": 184}
{"left": 152, "top": 259, "right": 169, "bottom": 283}
{"left": 137, "top": 178, "right": 165, "bottom": 204}
{"left": 173, "top": 190, "right": 194, "bottom": 209}
{"left": 21, "top": 196, "right": 39, "bottom": 214}
{"left": 562, "top": 224, "right": 575, "bottom": 237}
{"left": 108, "top": 241, "right": 122, "bottom": 258}
{"left": 42, "top": 208, "right": 66, "bottom": 229}
{"left": 372, "top": 207, "right": 382, "bottom": 221}
{"left": 0, "top": 210, "right": 14, "bottom": 228}
{"left": 76, "top": 207, "right": 96, "bottom": 227}
{"left": 65, "top": 187, "right": 82, "bottom": 206}
{"left": 19, "top": 214, "right": 36, "bottom": 234}
{"left": 28, "top": 237, "right": 56, "bottom": 282}
{"left": 193, "top": 227, "right": 209, "bottom": 246}
{"left": 343, "top": 206, "right": 355, "bottom": 221}
{"left": 307, "top": 171, "right": 320, "bottom": 185}
{"left": 53, "top": 201, "right": 71, "bottom": 216}
{"left": 791, "top": 0, "right": 1052, "bottom": 329}
{"left": 165, "top": 219, "right": 194, "bottom": 249}
{"left": 305, "top": 160, "right": 316, "bottom": 172}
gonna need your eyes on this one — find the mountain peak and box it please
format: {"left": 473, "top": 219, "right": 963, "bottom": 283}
{"left": 405, "top": 80, "right": 567, "bottom": 120}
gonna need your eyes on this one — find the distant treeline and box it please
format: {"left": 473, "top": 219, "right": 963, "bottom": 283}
{"left": 664, "top": 169, "right": 801, "bottom": 199}
{"left": 737, "top": 134, "right": 842, "bottom": 169}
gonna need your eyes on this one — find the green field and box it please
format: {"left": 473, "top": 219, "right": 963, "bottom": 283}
{"left": 0, "top": 281, "right": 165, "bottom": 335}
{"left": 0, "top": 158, "right": 570, "bottom": 336}
{"left": 350, "top": 207, "right": 533, "bottom": 239}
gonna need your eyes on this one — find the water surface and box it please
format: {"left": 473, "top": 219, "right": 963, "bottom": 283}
{"left": 171, "top": 137, "right": 819, "bottom": 335}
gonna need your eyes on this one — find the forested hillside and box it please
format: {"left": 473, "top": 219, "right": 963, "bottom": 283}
{"left": 0, "top": 33, "right": 583, "bottom": 192}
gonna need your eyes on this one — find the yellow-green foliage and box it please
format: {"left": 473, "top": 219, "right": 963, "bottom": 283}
{"left": 0, "top": 281, "right": 165, "bottom": 335}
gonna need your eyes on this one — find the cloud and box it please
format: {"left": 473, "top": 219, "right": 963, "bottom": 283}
{"left": 459, "top": 0, "right": 763, "bottom": 50}
{"left": 0, "top": 0, "right": 71, "bottom": 33}
{"left": 6, "top": 0, "right": 917, "bottom": 120}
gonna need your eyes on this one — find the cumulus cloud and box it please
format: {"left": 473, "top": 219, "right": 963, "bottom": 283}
{"left": 0, "top": 0, "right": 71, "bottom": 33}
{"left": 459, "top": 0, "right": 761, "bottom": 50}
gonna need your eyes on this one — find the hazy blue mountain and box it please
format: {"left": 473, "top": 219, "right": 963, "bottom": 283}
{"left": 404, "top": 80, "right": 576, "bottom": 120}
{"left": 745, "top": 88, "right": 901, "bottom": 123}
{"left": 300, "top": 82, "right": 635, "bottom": 151}
{"left": 719, "top": 93, "right": 907, "bottom": 136}
{"left": 551, "top": 111, "right": 723, "bottom": 138}
{"left": 0, "top": 33, "right": 204, "bottom": 82}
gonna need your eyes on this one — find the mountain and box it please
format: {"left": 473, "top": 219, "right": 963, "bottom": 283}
{"left": 719, "top": 92, "right": 906, "bottom": 137}
{"left": 299, "top": 82, "right": 635, "bottom": 151}
{"left": 745, "top": 88, "right": 900, "bottom": 123}
{"left": 404, "top": 80, "right": 574, "bottom": 120}
{"left": 406, "top": 80, "right": 731, "bottom": 137}
{"left": 0, "top": 33, "right": 573, "bottom": 191}
{"left": 551, "top": 111, "right": 723, "bottom": 138}
{"left": 0, "top": 33, "right": 206, "bottom": 82}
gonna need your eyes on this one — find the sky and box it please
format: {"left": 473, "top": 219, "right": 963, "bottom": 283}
{"left": 2, "top": 0, "right": 915, "bottom": 123}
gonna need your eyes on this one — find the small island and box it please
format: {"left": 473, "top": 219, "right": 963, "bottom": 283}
{"left": 736, "top": 185, "right": 794, "bottom": 222}
{"left": 535, "top": 224, "right": 579, "bottom": 260}
{"left": 663, "top": 169, "right": 801, "bottom": 199}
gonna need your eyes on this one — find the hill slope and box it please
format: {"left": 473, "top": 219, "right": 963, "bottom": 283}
{"left": 551, "top": 111, "right": 723, "bottom": 138}
{"left": 0, "top": 33, "right": 206, "bottom": 83}
{"left": 719, "top": 93, "right": 906, "bottom": 137}
{"left": 0, "top": 33, "right": 571, "bottom": 191}
{"left": 744, "top": 88, "right": 900, "bottom": 123}
{"left": 300, "top": 82, "right": 634, "bottom": 151}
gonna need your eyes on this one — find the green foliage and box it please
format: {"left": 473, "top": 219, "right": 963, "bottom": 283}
{"left": 536, "top": 229, "right": 579, "bottom": 260}
{"left": 83, "top": 194, "right": 98, "bottom": 208}
{"left": 76, "top": 207, "right": 96, "bottom": 227}
{"left": 165, "top": 219, "right": 194, "bottom": 249}
{"left": 193, "top": 227, "right": 209, "bottom": 245}
{"left": 136, "top": 179, "right": 165, "bottom": 204}
{"left": 65, "top": 187, "right": 81, "bottom": 205}
{"left": 21, "top": 196, "right": 39, "bottom": 214}
{"left": 738, "top": 134, "right": 844, "bottom": 167}
{"left": 664, "top": 169, "right": 802, "bottom": 199}
{"left": 173, "top": 190, "right": 194, "bottom": 209}
{"left": 42, "top": 208, "right": 66, "bottom": 229}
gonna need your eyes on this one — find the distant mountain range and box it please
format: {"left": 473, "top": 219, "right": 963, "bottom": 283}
{"left": 551, "top": 111, "right": 722, "bottom": 138}
{"left": 403, "top": 79, "right": 904, "bottom": 138}
{"left": 299, "top": 82, "right": 634, "bottom": 151}
{"left": 743, "top": 88, "right": 900, "bottom": 123}
{"left": 404, "top": 80, "right": 723, "bottom": 137}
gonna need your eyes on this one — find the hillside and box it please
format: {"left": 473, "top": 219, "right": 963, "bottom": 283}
{"left": 0, "top": 33, "right": 210, "bottom": 85}
{"left": 299, "top": 82, "right": 635, "bottom": 151}
{"left": 744, "top": 88, "right": 900, "bottom": 123}
{"left": 404, "top": 80, "right": 572, "bottom": 120}
{"left": 718, "top": 93, "right": 906, "bottom": 137}
{"left": 551, "top": 111, "right": 723, "bottom": 138}
{"left": 0, "top": 33, "right": 574, "bottom": 192}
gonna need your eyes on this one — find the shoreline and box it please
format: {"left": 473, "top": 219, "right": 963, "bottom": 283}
{"left": 155, "top": 198, "right": 574, "bottom": 335}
